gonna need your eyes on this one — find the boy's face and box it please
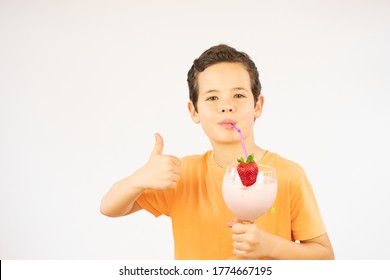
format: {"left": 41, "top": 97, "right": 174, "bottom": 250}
{"left": 188, "top": 62, "right": 263, "bottom": 145}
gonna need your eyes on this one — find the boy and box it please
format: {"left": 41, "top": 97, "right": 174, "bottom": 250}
{"left": 100, "top": 44, "right": 334, "bottom": 260}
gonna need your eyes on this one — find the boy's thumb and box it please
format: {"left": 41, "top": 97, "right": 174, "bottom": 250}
{"left": 151, "top": 133, "right": 164, "bottom": 155}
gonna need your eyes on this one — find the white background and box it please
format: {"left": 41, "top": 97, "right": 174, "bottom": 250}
{"left": 1, "top": 0, "right": 389, "bottom": 260}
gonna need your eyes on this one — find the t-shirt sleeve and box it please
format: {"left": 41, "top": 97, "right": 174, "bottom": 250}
{"left": 289, "top": 166, "right": 327, "bottom": 241}
{"left": 136, "top": 188, "right": 175, "bottom": 217}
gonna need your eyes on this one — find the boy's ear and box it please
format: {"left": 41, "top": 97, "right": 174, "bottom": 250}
{"left": 254, "top": 95, "right": 264, "bottom": 119}
{"left": 188, "top": 101, "right": 200, "bottom": 124}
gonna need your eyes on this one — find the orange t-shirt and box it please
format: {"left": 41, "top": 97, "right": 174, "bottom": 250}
{"left": 136, "top": 150, "right": 326, "bottom": 260}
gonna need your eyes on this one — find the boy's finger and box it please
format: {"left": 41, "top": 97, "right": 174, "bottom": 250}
{"left": 226, "top": 219, "right": 239, "bottom": 228}
{"left": 151, "top": 133, "right": 164, "bottom": 156}
{"left": 231, "top": 223, "right": 249, "bottom": 234}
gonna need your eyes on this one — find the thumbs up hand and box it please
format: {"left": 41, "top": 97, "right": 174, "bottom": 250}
{"left": 133, "top": 133, "right": 181, "bottom": 191}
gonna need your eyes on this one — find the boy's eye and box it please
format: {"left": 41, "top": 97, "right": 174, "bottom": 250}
{"left": 206, "top": 96, "right": 218, "bottom": 101}
{"left": 234, "top": 93, "right": 246, "bottom": 98}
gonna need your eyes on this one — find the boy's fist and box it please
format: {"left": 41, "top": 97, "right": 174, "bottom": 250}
{"left": 135, "top": 133, "right": 181, "bottom": 191}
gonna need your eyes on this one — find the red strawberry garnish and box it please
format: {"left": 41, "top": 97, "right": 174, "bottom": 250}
{"left": 237, "top": 154, "right": 258, "bottom": 187}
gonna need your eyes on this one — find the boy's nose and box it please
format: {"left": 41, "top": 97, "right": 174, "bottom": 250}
{"left": 219, "top": 104, "right": 234, "bottom": 113}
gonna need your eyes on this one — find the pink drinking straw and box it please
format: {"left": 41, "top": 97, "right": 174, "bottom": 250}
{"left": 231, "top": 123, "right": 248, "bottom": 159}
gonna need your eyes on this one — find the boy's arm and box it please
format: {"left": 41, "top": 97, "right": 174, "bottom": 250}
{"left": 99, "top": 174, "right": 146, "bottom": 217}
{"left": 266, "top": 232, "right": 334, "bottom": 259}
{"left": 100, "top": 133, "right": 181, "bottom": 217}
{"left": 229, "top": 222, "right": 335, "bottom": 259}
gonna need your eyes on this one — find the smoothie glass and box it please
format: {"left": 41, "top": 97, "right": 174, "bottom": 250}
{"left": 222, "top": 163, "right": 277, "bottom": 222}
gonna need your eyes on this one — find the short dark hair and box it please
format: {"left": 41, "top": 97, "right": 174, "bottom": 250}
{"left": 187, "top": 44, "right": 261, "bottom": 111}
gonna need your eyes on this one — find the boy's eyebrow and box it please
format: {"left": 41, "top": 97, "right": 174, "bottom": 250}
{"left": 232, "top": 87, "right": 250, "bottom": 92}
{"left": 201, "top": 89, "right": 219, "bottom": 95}
{"left": 201, "top": 87, "right": 249, "bottom": 95}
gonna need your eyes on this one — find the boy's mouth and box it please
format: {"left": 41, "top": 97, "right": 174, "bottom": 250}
{"left": 218, "top": 119, "right": 237, "bottom": 129}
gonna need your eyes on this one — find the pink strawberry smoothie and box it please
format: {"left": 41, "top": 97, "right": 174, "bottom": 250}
{"left": 222, "top": 123, "right": 277, "bottom": 222}
{"left": 222, "top": 164, "right": 277, "bottom": 222}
